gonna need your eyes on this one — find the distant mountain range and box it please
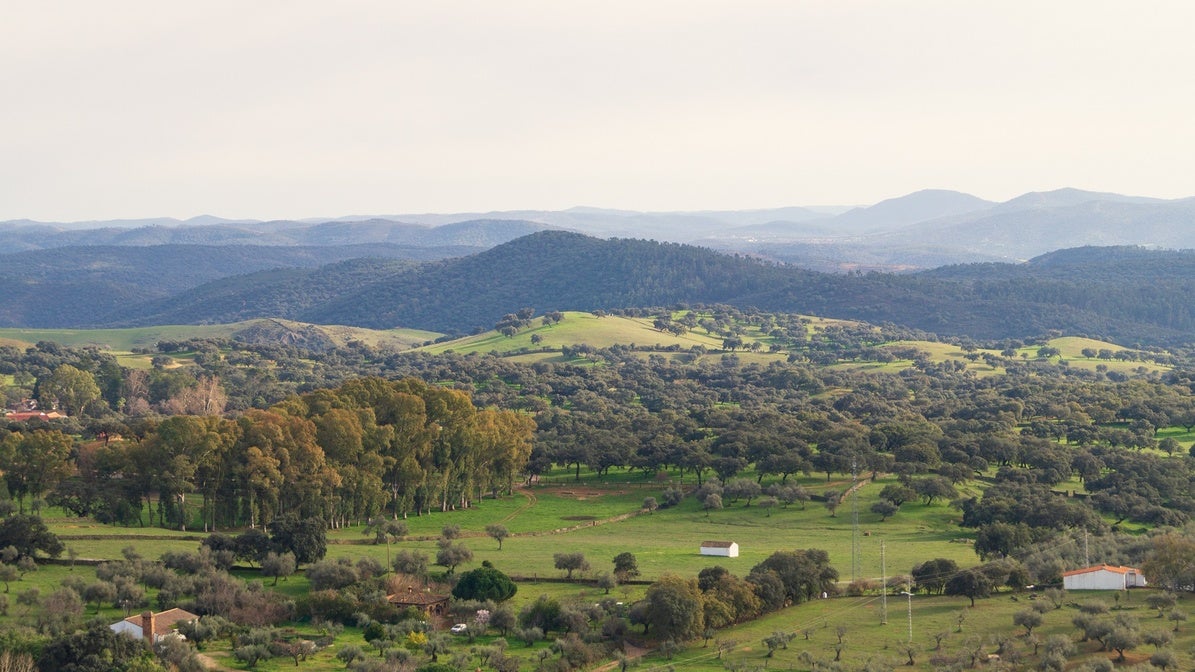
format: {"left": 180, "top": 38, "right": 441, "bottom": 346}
{"left": 6, "top": 187, "right": 1194, "bottom": 271}
{"left": 5, "top": 188, "right": 1195, "bottom": 344}
{"left": 4, "top": 230, "right": 1195, "bottom": 346}
{"left": 0, "top": 218, "right": 546, "bottom": 253}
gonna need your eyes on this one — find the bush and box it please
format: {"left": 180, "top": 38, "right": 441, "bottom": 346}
{"left": 661, "top": 488, "right": 684, "bottom": 508}
{"left": 846, "top": 579, "right": 877, "bottom": 596}
{"left": 453, "top": 566, "right": 517, "bottom": 602}
{"left": 306, "top": 558, "right": 359, "bottom": 591}
{"left": 300, "top": 589, "right": 360, "bottom": 625}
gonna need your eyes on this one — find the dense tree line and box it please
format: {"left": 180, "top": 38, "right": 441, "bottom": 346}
{"left": 6, "top": 306, "right": 1195, "bottom": 543}
{"left": 18, "top": 377, "right": 533, "bottom": 531}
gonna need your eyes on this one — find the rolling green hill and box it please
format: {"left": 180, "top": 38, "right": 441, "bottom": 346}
{"left": 0, "top": 319, "right": 438, "bottom": 364}
{"left": 419, "top": 311, "right": 728, "bottom": 357}
{"left": 119, "top": 237, "right": 1195, "bottom": 345}
{"left": 5, "top": 232, "right": 1195, "bottom": 347}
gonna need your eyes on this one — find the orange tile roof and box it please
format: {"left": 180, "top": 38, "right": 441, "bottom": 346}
{"left": 123, "top": 608, "right": 199, "bottom": 637}
{"left": 388, "top": 590, "right": 450, "bottom": 606}
{"left": 1061, "top": 564, "right": 1140, "bottom": 577}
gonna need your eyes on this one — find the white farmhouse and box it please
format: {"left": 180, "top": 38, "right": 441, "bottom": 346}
{"left": 1061, "top": 565, "right": 1147, "bottom": 590}
{"left": 110, "top": 608, "right": 199, "bottom": 643}
{"left": 700, "top": 541, "right": 739, "bottom": 557}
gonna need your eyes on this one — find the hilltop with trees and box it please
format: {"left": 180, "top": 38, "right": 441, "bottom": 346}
{"left": 3, "top": 306, "right": 1195, "bottom": 670}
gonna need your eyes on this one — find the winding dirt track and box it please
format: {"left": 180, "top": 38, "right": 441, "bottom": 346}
{"left": 195, "top": 652, "right": 236, "bottom": 671}
{"left": 499, "top": 488, "right": 538, "bottom": 524}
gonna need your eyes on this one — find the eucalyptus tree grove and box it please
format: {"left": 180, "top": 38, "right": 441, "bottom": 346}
{"left": 50, "top": 377, "right": 534, "bottom": 531}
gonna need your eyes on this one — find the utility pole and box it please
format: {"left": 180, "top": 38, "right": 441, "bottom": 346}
{"left": 851, "top": 457, "right": 860, "bottom": 583}
{"left": 901, "top": 587, "right": 914, "bottom": 643}
{"left": 1084, "top": 528, "right": 1090, "bottom": 567}
{"left": 880, "top": 540, "right": 888, "bottom": 625}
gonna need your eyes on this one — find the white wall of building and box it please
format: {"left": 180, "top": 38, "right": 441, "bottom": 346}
{"left": 700, "top": 543, "right": 739, "bottom": 557}
{"left": 109, "top": 620, "right": 144, "bottom": 640}
{"left": 1063, "top": 568, "right": 1144, "bottom": 590}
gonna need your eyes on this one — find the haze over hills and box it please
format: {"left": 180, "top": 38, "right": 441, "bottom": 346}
{"left": 5, "top": 187, "right": 1194, "bottom": 271}
{"left": 5, "top": 187, "right": 1195, "bottom": 345}
{"left": 0, "top": 218, "right": 549, "bottom": 253}
{"left": 3, "top": 230, "right": 1193, "bottom": 347}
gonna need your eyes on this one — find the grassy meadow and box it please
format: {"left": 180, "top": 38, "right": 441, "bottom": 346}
{"left": 415, "top": 311, "right": 1150, "bottom": 379}
{"left": 0, "top": 320, "right": 438, "bottom": 369}
{"left": 1, "top": 317, "right": 1185, "bottom": 670}
{"left": 418, "top": 312, "right": 730, "bottom": 359}
{"left": 14, "top": 469, "right": 1192, "bottom": 672}
{"left": 1, "top": 314, "right": 1150, "bottom": 381}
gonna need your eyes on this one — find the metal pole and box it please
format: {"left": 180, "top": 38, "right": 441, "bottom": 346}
{"left": 880, "top": 540, "right": 887, "bottom": 625}
{"left": 901, "top": 590, "right": 913, "bottom": 643}
{"left": 907, "top": 591, "right": 913, "bottom": 643}
{"left": 851, "top": 457, "right": 860, "bottom": 583}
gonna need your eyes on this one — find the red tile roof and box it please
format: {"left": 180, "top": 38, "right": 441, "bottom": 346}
{"left": 123, "top": 608, "right": 199, "bottom": 637}
{"left": 4, "top": 411, "right": 63, "bottom": 422}
{"left": 1061, "top": 564, "right": 1140, "bottom": 577}
{"left": 388, "top": 589, "right": 450, "bottom": 606}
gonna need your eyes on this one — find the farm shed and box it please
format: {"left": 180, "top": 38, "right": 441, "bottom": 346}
{"left": 1062, "top": 565, "right": 1147, "bottom": 590}
{"left": 700, "top": 541, "right": 739, "bottom": 557}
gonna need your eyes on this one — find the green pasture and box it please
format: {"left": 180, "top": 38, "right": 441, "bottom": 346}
{"left": 882, "top": 341, "right": 1004, "bottom": 373}
{"left": 419, "top": 312, "right": 730, "bottom": 356}
{"left": 0, "top": 320, "right": 434, "bottom": 355}
{"left": 17, "top": 472, "right": 1195, "bottom": 672}
{"left": 27, "top": 462, "right": 990, "bottom": 585}
{"left": 313, "top": 323, "right": 441, "bottom": 349}
{"left": 1060, "top": 358, "right": 1166, "bottom": 375}
{"left": 1156, "top": 426, "right": 1195, "bottom": 451}
{"left": 0, "top": 324, "right": 244, "bottom": 351}
{"left": 311, "top": 476, "right": 979, "bottom": 585}
{"left": 7, "top": 561, "right": 1191, "bottom": 672}
{"left": 194, "top": 621, "right": 573, "bottom": 672}
{"left": 56, "top": 538, "right": 202, "bottom": 562}
{"left": 324, "top": 486, "right": 648, "bottom": 544}
{"left": 660, "top": 588, "right": 1192, "bottom": 672}
{"left": 38, "top": 472, "right": 981, "bottom": 584}
{"left": 804, "top": 316, "right": 865, "bottom": 331}
{"left": 1029, "top": 337, "right": 1167, "bottom": 374}
{"left": 876, "top": 337, "right": 1168, "bottom": 377}
{"left": 829, "top": 359, "right": 920, "bottom": 375}
{"left": 1050, "top": 336, "right": 1129, "bottom": 357}
{"left": 202, "top": 587, "right": 1194, "bottom": 672}
{"left": 433, "top": 327, "right": 1160, "bottom": 376}
{"left": 1, "top": 317, "right": 1169, "bottom": 388}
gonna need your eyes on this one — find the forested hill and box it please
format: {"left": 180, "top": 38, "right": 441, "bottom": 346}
{"left": 103, "top": 233, "right": 1195, "bottom": 345}
{"left": 115, "top": 233, "right": 795, "bottom": 331}
{"left": 6, "top": 232, "right": 1195, "bottom": 345}
{"left": 0, "top": 244, "right": 469, "bottom": 328}
{"left": 303, "top": 232, "right": 796, "bottom": 330}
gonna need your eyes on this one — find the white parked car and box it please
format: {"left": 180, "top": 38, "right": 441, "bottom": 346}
{"left": 450, "top": 623, "right": 468, "bottom": 634}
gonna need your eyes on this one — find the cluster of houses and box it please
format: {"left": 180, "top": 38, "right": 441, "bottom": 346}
{"left": 109, "top": 588, "right": 453, "bottom": 646}
{"left": 91, "top": 544, "right": 1147, "bottom": 647}
{"left": 1, "top": 399, "right": 64, "bottom": 423}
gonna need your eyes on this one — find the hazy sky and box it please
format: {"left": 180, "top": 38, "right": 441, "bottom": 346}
{"left": 5, "top": 2, "right": 1195, "bottom": 221}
